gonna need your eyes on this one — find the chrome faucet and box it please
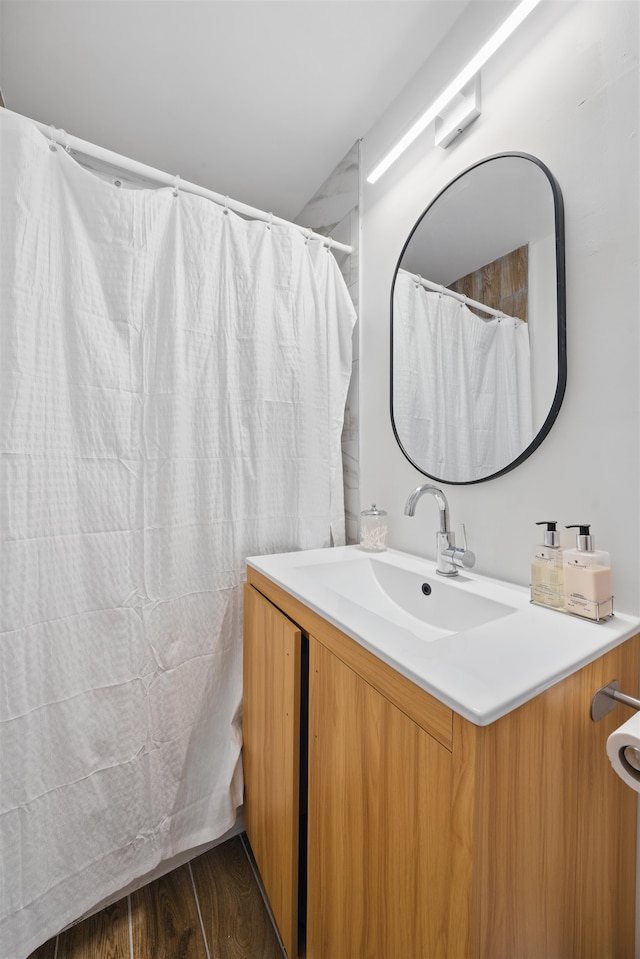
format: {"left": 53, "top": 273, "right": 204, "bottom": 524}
{"left": 404, "top": 484, "right": 476, "bottom": 577}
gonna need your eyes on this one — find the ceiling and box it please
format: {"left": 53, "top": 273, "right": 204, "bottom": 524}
{"left": 0, "top": 1, "right": 469, "bottom": 222}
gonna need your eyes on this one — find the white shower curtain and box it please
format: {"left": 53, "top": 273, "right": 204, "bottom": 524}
{"left": 393, "top": 270, "right": 533, "bottom": 482}
{"left": 0, "top": 111, "right": 355, "bottom": 959}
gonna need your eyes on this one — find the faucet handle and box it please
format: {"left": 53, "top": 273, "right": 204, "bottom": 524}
{"left": 458, "top": 524, "right": 475, "bottom": 568}
{"left": 441, "top": 525, "right": 476, "bottom": 572}
{"left": 454, "top": 547, "right": 476, "bottom": 570}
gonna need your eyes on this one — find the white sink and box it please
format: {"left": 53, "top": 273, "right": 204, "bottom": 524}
{"left": 247, "top": 545, "right": 640, "bottom": 725}
{"left": 294, "top": 555, "right": 515, "bottom": 640}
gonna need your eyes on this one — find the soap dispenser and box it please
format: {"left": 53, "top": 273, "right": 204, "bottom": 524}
{"left": 530, "top": 521, "right": 564, "bottom": 609}
{"left": 563, "top": 524, "right": 613, "bottom": 621}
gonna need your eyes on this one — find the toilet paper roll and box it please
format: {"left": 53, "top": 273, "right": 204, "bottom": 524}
{"left": 607, "top": 711, "right": 640, "bottom": 794}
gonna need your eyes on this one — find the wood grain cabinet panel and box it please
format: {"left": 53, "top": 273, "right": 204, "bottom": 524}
{"left": 466, "top": 641, "right": 639, "bottom": 959}
{"left": 307, "top": 635, "right": 452, "bottom": 959}
{"left": 243, "top": 584, "right": 301, "bottom": 959}
{"left": 243, "top": 574, "right": 639, "bottom": 959}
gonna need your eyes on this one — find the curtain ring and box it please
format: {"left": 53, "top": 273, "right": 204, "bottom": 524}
{"left": 324, "top": 236, "right": 333, "bottom": 252}
{"left": 223, "top": 195, "right": 230, "bottom": 215}
{"left": 48, "top": 125, "right": 57, "bottom": 152}
{"left": 305, "top": 228, "right": 313, "bottom": 245}
{"left": 172, "top": 174, "right": 180, "bottom": 198}
{"left": 266, "top": 212, "right": 273, "bottom": 231}
{"left": 60, "top": 129, "right": 71, "bottom": 153}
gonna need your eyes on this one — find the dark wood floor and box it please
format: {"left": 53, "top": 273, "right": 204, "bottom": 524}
{"left": 27, "top": 835, "right": 284, "bottom": 959}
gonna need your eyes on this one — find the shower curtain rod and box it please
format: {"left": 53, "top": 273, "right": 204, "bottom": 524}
{"left": 402, "top": 269, "right": 506, "bottom": 318}
{"left": 2, "top": 108, "right": 353, "bottom": 255}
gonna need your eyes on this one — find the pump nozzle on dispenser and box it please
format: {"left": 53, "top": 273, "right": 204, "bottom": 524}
{"left": 565, "top": 524, "right": 594, "bottom": 551}
{"left": 536, "top": 521, "right": 560, "bottom": 547}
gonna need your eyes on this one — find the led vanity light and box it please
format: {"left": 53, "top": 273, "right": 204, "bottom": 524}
{"left": 366, "top": 0, "right": 542, "bottom": 184}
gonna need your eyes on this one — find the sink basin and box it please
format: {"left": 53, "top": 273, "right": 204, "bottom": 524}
{"left": 247, "top": 544, "right": 640, "bottom": 725}
{"left": 294, "top": 553, "right": 516, "bottom": 640}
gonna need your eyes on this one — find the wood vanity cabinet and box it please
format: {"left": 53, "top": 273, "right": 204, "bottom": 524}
{"left": 243, "top": 580, "right": 302, "bottom": 959}
{"left": 243, "top": 569, "right": 639, "bottom": 959}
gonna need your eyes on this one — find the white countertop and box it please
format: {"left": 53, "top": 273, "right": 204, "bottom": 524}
{"left": 247, "top": 545, "right": 640, "bottom": 726}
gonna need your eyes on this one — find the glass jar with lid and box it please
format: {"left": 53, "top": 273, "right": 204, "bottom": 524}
{"left": 360, "top": 504, "right": 388, "bottom": 552}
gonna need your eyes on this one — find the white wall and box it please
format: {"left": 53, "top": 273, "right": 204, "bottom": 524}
{"left": 360, "top": 0, "right": 640, "bottom": 615}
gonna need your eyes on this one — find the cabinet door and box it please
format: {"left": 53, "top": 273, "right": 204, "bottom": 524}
{"left": 307, "top": 636, "right": 453, "bottom": 959}
{"left": 243, "top": 584, "right": 302, "bottom": 959}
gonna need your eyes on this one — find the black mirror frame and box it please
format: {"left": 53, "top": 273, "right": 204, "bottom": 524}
{"left": 390, "top": 152, "right": 566, "bottom": 485}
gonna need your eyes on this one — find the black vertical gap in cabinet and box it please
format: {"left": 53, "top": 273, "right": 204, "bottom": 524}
{"left": 298, "top": 632, "right": 309, "bottom": 957}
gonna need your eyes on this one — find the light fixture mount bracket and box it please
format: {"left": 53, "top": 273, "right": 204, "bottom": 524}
{"left": 435, "top": 75, "right": 481, "bottom": 149}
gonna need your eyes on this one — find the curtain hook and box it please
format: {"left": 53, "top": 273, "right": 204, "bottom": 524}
{"left": 305, "top": 228, "right": 313, "bottom": 245}
{"left": 60, "top": 129, "right": 71, "bottom": 153}
{"left": 223, "top": 195, "right": 230, "bottom": 215}
{"left": 172, "top": 174, "right": 180, "bottom": 198}
{"left": 266, "top": 212, "right": 273, "bottom": 231}
{"left": 439, "top": 283, "right": 445, "bottom": 298}
{"left": 48, "top": 125, "right": 57, "bottom": 152}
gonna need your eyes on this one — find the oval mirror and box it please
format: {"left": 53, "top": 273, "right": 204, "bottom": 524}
{"left": 391, "top": 152, "right": 566, "bottom": 484}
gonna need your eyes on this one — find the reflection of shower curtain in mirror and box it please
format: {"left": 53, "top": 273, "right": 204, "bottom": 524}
{"left": 393, "top": 271, "right": 533, "bottom": 482}
{"left": 0, "top": 111, "right": 356, "bottom": 959}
